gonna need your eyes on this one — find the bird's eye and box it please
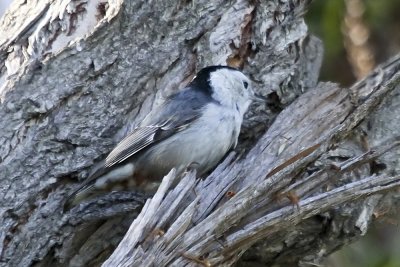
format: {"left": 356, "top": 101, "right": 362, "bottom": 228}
{"left": 243, "top": 81, "right": 249, "bottom": 89}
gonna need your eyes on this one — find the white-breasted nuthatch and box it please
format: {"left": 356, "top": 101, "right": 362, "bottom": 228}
{"left": 66, "top": 65, "right": 255, "bottom": 207}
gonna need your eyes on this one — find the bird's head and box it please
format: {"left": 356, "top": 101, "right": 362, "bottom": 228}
{"left": 190, "top": 66, "right": 254, "bottom": 115}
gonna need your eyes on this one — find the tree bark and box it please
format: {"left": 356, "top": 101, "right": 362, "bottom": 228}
{"left": 0, "top": 0, "right": 399, "bottom": 267}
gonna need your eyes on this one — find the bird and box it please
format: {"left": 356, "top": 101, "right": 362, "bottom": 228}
{"left": 65, "top": 65, "right": 256, "bottom": 208}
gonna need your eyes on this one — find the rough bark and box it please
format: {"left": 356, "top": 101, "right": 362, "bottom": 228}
{"left": 0, "top": 0, "right": 399, "bottom": 267}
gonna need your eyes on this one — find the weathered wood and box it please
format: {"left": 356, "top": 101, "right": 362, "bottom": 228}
{"left": 0, "top": 0, "right": 399, "bottom": 266}
{"left": 103, "top": 56, "right": 400, "bottom": 267}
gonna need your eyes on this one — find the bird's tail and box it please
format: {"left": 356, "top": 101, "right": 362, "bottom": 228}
{"left": 64, "top": 185, "right": 94, "bottom": 209}
{"left": 64, "top": 160, "right": 108, "bottom": 210}
{"left": 64, "top": 160, "right": 137, "bottom": 210}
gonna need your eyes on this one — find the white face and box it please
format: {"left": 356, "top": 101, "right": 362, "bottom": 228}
{"left": 209, "top": 68, "right": 253, "bottom": 115}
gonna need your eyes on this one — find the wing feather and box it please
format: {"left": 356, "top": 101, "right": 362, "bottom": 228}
{"left": 103, "top": 86, "right": 212, "bottom": 169}
{"left": 105, "top": 126, "right": 160, "bottom": 167}
{"left": 103, "top": 114, "right": 198, "bottom": 169}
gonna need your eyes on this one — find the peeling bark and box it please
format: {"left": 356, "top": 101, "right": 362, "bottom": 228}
{"left": 0, "top": 0, "right": 399, "bottom": 267}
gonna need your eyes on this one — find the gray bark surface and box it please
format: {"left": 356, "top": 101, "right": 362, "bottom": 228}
{"left": 0, "top": 0, "right": 399, "bottom": 266}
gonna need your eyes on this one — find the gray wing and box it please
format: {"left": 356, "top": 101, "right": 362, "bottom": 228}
{"left": 104, "top": 118, "right": 192, "bottom": 168}
{"left": 105, "top": 123, "right": 167, "bottom": 167}
{"left": 104, "top": 87, "right": 212, "bottom": 168}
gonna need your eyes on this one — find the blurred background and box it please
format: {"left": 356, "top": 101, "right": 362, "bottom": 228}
{"left": 307, "top": 0, "right": 400, "bottom": 86}
{"left": 1, "top": 0, "right": 400, "bottom": 266}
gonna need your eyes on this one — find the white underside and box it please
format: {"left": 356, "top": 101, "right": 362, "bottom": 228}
{"left": 94, "top": 163, "right": 135, "bottom": 188}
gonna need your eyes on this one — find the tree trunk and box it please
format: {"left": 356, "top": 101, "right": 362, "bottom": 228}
{"left": 0, "top": 0, "right": 399, "bottom": 266}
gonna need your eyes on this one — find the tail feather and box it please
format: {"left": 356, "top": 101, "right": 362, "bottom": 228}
{"left": 64, "top": 160, "right": 136, "bottom": 210}
{"left": 64, "top": 161, "right": 107, "bottom": 210}
{"left": 64, "top": 184, "right": 96, "bottom": 209}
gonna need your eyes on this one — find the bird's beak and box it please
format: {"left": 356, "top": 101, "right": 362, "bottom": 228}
{"left": 252, "top": 93, "right": 267, "bottom": 103}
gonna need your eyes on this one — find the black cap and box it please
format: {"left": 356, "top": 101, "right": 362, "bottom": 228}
{"left": 189, "top": 65, "right": 238, "bottom": 96}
